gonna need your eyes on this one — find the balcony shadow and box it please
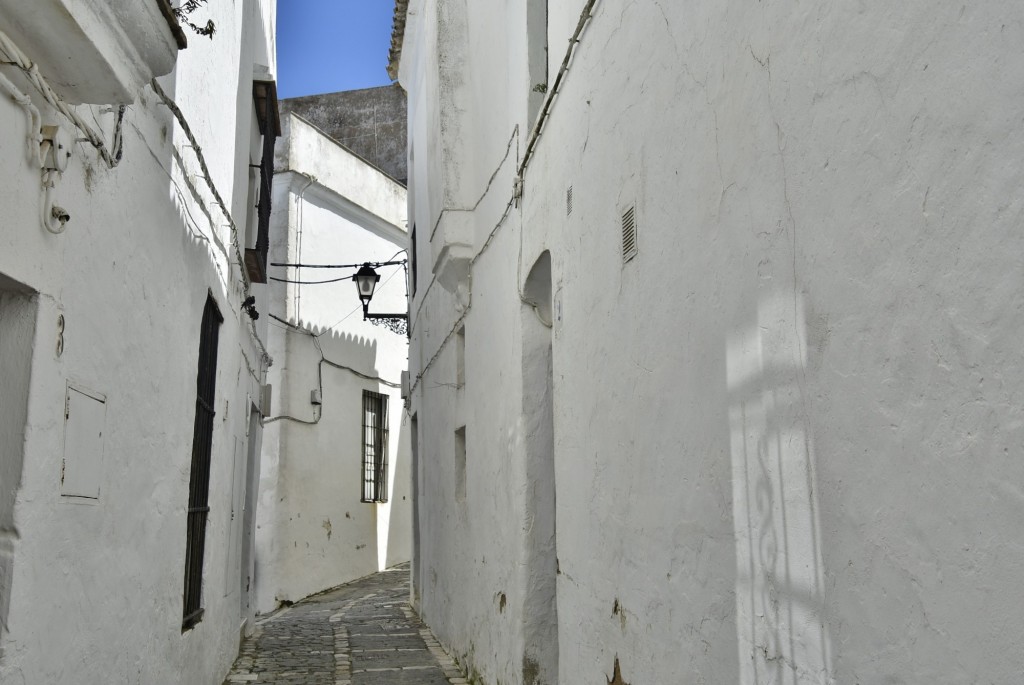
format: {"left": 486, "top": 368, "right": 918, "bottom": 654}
{"left": 727, "top": 288, "right": 835, "bottom": 685}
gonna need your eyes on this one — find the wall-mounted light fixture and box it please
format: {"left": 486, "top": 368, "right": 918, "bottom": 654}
{"left": 352, "top": 263, "right": 408, "bottom": 336}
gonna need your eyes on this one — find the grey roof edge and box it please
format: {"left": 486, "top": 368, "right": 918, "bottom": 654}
{"left": 286, "top": 111, "right": 407, "bottom": 188}
{"left": 282, "top": 83, "right": 404, "bottom": 104}
{"left": 387, "top": 0, "right": 410, "bottom": 81}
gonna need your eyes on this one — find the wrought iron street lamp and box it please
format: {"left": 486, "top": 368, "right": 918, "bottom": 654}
{"left": 352, "top": 263, "right": 408, "bottom": 335}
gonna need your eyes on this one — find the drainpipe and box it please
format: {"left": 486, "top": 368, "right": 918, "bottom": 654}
{"left": 518, "top": 0, "right": 600, "bottom": 179}
{"left": 293, "top": 173, "right": 315, "bottom": 320}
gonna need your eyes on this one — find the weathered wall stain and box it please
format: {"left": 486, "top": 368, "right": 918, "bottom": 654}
{"left": 607, "top": 657, "right": 629, "bottom": 685}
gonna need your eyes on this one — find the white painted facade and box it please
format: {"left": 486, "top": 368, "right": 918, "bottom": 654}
{"left": 396, "top": 1, "right": 1024, "bottom": 684}
{"left": 0, "top": 1, "right": 278, "bottom": 683}
{"left": 254, "top": 113, "right": 411, "bottom": 614}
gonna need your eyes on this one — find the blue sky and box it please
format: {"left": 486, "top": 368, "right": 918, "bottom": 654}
{"left": 276, "top": 1, "right": 396, "bottom": 99}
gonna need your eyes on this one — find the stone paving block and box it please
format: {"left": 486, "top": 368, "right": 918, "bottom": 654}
{"left": 354, "top": 649, "right": 437, "bottom": 668}
{"left": 348, "top": 633, "right": 426, "bottom": 650}
{"left": 354, "top": 669, "right": 452, "bottom": 685}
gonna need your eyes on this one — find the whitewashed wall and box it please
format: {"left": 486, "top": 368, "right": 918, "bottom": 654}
{"left": 255, "top": 114, "right": 411, "bottom": 614}
{"left": 401, "top": 1, "right": 1024, "bottom": 684}
{"left": 0, "top": 2, "right": 276, "bottom": 683}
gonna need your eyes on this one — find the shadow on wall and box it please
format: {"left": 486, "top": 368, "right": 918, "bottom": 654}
{"left": 727, "top": 287, "right": 834, "bottom": 685}
{"left": 138, "top": 78, "right": 236, "bottom": 296}
{"left": 266, "top": 316, "right": 410, "bottom": 600}
{"left": 385, "top": 413, "right": 412, "bottom": 569}
{"left": 166, "top": 144, "right": 236, "bottom": 290}
{"left": 0, "top": 275, "right": 38, "bottom": 655}
{"left": 305, "top": 320, "right": 381, "bottom": 370}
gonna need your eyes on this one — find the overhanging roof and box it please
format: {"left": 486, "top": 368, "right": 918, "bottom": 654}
{"left": 386, "top": 0, "right": 410, "bottom": 81}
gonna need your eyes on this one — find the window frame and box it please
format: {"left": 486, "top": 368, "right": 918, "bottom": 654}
{"left": 361, "top": 390, "right": 390, "bottom": 503}
{"left": 244, "top": 79, "right": 281, "bottom": 284}
{"left": 182, "top": 295, "right": 222, "bottom": 631}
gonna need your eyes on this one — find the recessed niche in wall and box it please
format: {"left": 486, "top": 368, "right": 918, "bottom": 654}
{"left": 454, "top": 426, "right": 466, "bottom": 503}
{"left": 456, "top": 326, "right": 465, "bottom": 388}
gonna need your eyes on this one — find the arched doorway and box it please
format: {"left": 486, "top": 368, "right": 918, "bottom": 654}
{"left": 520, "top": 251, "right": 558, "bottom": 684}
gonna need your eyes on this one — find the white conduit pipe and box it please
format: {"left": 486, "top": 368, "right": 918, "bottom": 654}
{"left": 517, "top": 0, "right": 600, "bottom": 179}
{"left": 0, "top": 27, "right": 121, "bottom": 168}
{"left": 41, "top": 170, "right": 70, "bottom": 234}
{"left": 0, "top": 68, "right": 69, "bottom": 233}
{"left": 0, "top": 69, "right": 43, "bottom": 166}
{"left": 149, "top": 78, "right": 250, "bottom": 294}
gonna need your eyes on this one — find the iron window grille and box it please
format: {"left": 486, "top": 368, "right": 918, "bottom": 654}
{"left": 182, "top": 295, "right": 222, "bottom": 631}
{"left": 361, "top": 390, "right": 389, "bottom": 503}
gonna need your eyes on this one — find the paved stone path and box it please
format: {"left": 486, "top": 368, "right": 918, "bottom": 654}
{"left": 223, "top": 564, "right": 466, "bottom": 685}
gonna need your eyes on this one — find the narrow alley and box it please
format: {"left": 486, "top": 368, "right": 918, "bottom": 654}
{"left": 3, "top": 1, "right": 1024, "bottom": 683}
{"left": 224, "top": 565, "right": 464, "bottom": 685}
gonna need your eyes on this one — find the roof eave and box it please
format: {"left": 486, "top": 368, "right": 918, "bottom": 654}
{"left": 387, "top": 0, "right": 410, "bottom": 81}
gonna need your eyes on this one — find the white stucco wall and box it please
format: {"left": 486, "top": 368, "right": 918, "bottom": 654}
{"left": 402, "top": 1, "right": 1024, "bottom": 684}
{"left": 254, "top": 114, "right": 411, "bottom": 614}
{"left": 0, "top": 2, "right": 276, "bottom": 683}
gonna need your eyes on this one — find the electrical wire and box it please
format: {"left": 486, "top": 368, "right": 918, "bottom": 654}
{"left": 326, "top": 265, "right": 404, "bottom": 331}
{"left": 407, "top": 198, "right": 514, "bottom": 396}
{"left": 0, "top": 68, "right": 43, "bottom": 168}
{"left": 269, "top": 261, "right": 405, "bottom": 285}
{"left": 518, "top": 0, "right": 600, "bottom": 177}
{"left": 268, "top": 313, "right": 401, "bottom": 388}
{"left": 291, "top": 173, "right": 316, "bottom": 320}
{"left": 270, "top": 273, "right": 355, "bottom": 285}
{"left": 137, "top": 89, "right": 271, "bottom": 366}
{"left": 407, "top": 0, "right": 602, "bottom": 392}
{"left": 428, "top": 126, "right": 520, "bottom": 243}
{"left": 149, "top": 78, "right": 250, "bottom": 295}
{"left": 270, "top": 259, "right": 407, "bottom": 269}
{"left": 0, "top": 28, "right": 271, "bottom": 369}
{"left": 265, "top": 312, "right": 406, "bottom": 426}
{"left": 0, "top": 28, "right": 124, "bottom": 167}
{"left": 323, "top": 303, "right": 363, "bottom": 331}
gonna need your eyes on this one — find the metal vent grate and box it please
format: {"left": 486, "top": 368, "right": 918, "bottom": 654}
{"left": 621, "top": 205, "right": 637, "bottom": 263}
{"left": 566, "top": 186, "right": 573, "bottom": 216}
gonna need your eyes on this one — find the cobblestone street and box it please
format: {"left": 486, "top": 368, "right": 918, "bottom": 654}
{"left": 223, "top": 565, "right": 465, "bottom": 685}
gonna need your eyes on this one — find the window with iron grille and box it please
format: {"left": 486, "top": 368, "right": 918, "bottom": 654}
{"left": 361, "top": 390, "right": 389, "bottom": 503}
{"left": 182, "top": 295, "right": 222, "bottom": 631}
{"left": 244, "top": 80, "right": 280, "bottom": 284}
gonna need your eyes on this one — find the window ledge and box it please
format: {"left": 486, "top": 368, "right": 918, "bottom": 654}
{"left": 0, "top": 0, "right": 182, "bottom": 104}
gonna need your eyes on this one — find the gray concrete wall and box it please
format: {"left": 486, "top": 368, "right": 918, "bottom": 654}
{"left": 282, "top": 85, "right": 408, "bottom": 185}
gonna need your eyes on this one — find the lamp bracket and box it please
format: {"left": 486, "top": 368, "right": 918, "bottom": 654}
{"left": 365, "top": 313, "right": 408, "bottom": 336}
